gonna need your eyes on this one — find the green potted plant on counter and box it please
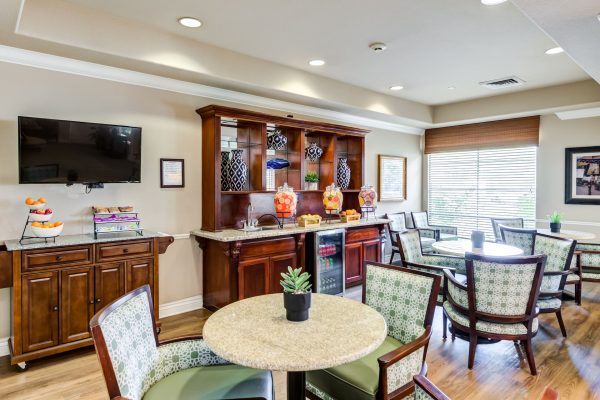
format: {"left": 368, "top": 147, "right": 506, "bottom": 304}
{"left": 281, "top": 266, "right": 312, "bottom": 322}
{"left": 304, "top": 171, "right": 319, "bottom": 191}
{"left": 549, "top": 211, "right": 562, "bottom": 233}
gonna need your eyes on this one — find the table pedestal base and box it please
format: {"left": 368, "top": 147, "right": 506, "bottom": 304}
{"left": 287, "top": 371, "right": 306, "bottom": 400}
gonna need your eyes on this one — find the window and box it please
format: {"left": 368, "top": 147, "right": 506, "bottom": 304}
{"left": 427, "top": 146, "right": 536, "bottom": 240}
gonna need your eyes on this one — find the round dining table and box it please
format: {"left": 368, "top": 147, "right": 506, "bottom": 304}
{"left": 537, "top": 229, "right": 596, "bottom": 241}
{"left": 202, "top": 293, "right": 387, "bottom": 400}
{"left": 432, "top": 238, "right": 523, "bottom": 257}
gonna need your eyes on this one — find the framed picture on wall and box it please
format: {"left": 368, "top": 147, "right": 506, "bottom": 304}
{"left": 160, "top": 158, "right": 185, "bottom": 188}
{"left": 378, "top": 155, "right": 407, "bottom": 201}
{"left": 565, "top": 146, "right": 600, "bottom": 204}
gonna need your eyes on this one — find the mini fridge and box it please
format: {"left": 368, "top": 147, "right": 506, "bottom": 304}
{"left": 307, "top": 229, "right": 345, "bottom": 296}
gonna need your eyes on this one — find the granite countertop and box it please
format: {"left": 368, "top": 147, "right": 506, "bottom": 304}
{"left": 4, "top": 230, "right": 166, "bottom": 251}
{"left": 202, "top": 293, "right": 387, "bottom": 372}
{"left": 191, "top": 218, "right": 390, "bottom": 242}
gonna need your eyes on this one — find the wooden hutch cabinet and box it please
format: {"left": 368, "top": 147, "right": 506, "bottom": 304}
{"left": 194, "top": 106, "right": 387, "bottom": 310}
{"left": 2, "top": 234, "right": 173, "bottom": 369}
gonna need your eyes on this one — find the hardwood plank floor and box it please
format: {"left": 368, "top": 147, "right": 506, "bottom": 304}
{"left": 0, "top": 283, "right": 599, "bottom": 399}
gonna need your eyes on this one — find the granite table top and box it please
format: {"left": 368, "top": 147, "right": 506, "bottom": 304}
{"left": 4, "top": 230, "right": 166, "bottom": 251}
{"left": 191, "top": 218, "right": 390, "bottom": 242}
{"left": 202, "top": 293, "right": 387, "bottom": 372}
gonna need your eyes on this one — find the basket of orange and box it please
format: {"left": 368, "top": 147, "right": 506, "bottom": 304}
{"left": 340, "top": 209, "right": 361, "bottom": 223}
{"left": 297, "top": 214, "right": 322, "bottom": 228}
{"left": 25, "top": 197, "right": 47, "bottom": 210}
{"left": 31, "top": 221, "right": 64, "bottom": 238}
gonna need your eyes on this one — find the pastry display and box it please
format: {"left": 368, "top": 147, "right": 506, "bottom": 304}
{"left": 108, "top": 207, "right": 121, "bottom": 213}
{"left": 297, "top": 214, "right": 322, "bottom": 227}
{"left": 340, "top": 209, "right": 361, "bottom": 223}
{"left": 274, "top": 183, "right": 297, "bottom": 218}
{"left": 358, "top": 185, "right": 378, "bottom": 209}
{"left": 119, "top": 206, "right": 134, "bottom": 212}
{"left": 93, "top": 206, "right": 110, "bottom": 214}
{"left": 323, "top": 183, "right": 343, "bottom": 214}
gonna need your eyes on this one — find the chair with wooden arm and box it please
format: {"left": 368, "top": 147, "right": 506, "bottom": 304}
{"left": 443, "top": 253, "right": 546, "bottom": 375}
{"left": 411, "top": 211, "right": 458, "bottom": 242}
{"left": 386, "top": 213, "right": 435, "bottom": 262}
{"left": 533, "top": 234, "right": 577, "bottom": 337}
{"left": 500, "top": 226, "right": 536, "bottom": 255}
{"left": 575, "top": 241, "right": 600, "bottom": 284}
{"left": 306, "top": 262, "right": 441, "bottom": 400}
{"left": 491, "top": 217, "right": 524, "bottom": 243}
{"left": 413, "top": 374, "right": 451, "bottom": 400}
{"left": 90, "top": 285, "right": 273, "bottom": 400}
{"left": 396, "top": 230, "right": 465, "bottom": 275}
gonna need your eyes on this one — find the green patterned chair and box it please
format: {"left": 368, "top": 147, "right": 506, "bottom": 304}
{"left": 90, "top": 285, "right": 274, "bottom": 400}
{"left": 500, "top": 226, "right": 536, "bottom": 255}
{"left": 411, "top": 211, "right": 458, "bottom": 242}
{"left": 386, "top": 212, "right": 435, "bottom": 262}
{"left": 413, "top": 374, "right": 451, "bottom": 400}
{"left": 491, "top": 217, "right": 524, "bottom": 243}
{"left": 533, "top": 234, "right": 576, "bottom": 337}
{"left": 443, "top": 253, "right": 546, "bottom": 375}
{"left": 577, "top": 242, "right": 600, "bottom": 283}
{"left": 396, "top": 230, "right": 465, "bottom": 275}
{"left": 306, "top": 262, "right": 441, "bottom": 400}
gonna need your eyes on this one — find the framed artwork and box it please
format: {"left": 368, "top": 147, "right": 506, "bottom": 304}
{"left": 160, "top": 158, "right": 185, "bottom": 188}
{"left": 378, "top": 155, "right": 407, "bottom": 201}
{"left": 565, "top": 146, "right": 600, "bottom": 204}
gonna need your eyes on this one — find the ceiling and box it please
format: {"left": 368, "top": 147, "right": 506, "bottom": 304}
{"left": 63, "top": 0, "right": 590, "bottom": 105}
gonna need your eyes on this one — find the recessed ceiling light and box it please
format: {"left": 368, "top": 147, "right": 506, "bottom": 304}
{"left": 309, "top": 59, "right": 325, "bottom": 66}
{"left": 389, "top": 85, "right": 404, "bottom": 91}
{"left": 178, "top": 17, "right": 202, "bottom": 28}
{"left": 481, "top": 0, "right": 507, "bottom": 5}
{"left": 447, "top": 86, "right": 456, "bottom": 90}
{"left": 545, "top": 47, "right": 564, "bottom": 55}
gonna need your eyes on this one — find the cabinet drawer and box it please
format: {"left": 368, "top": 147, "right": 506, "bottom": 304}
{"left": 96, "top": 240, "right": 153, "bottom": 261}
{"left": 22, "top": 246, "right": 93, "bottom": 271}
{"left": 346, "top": 227, "right": 381, "bottom": 243}
{"left": 240, "top": 237, "right": 296, "bottom": 259}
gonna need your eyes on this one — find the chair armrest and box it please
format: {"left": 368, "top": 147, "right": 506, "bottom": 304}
{"left": 413, "top": 375, "right": 451, "bottom": 400}
{"left": 159, "top": 335, "right": 204, "bottom": 345}
{"left": 418, "top": 228, "right": 439, "bottom": 240}
{"left": 443, "top": 269, "right": 467, "bottom": 290}
{"left": 430, "top": 225, "right": 458, "bottom": 236}
{"left": 403, "top": 260, "right": 455, "bottom": 275}
{"left": 378, "top": 328, "right": 431, "bottom": 367}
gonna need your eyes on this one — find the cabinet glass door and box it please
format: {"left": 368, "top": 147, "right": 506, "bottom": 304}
{"left": 315, "top": 230, "right": 345, "bottom": 296}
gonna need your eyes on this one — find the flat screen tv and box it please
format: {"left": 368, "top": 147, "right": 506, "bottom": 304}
{"left": 18, "top": 116, "right": 142, "bottom": 184}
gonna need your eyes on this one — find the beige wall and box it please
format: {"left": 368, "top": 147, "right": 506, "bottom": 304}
{"left": 0, "top": 61, "right": 421, "bottom": 339}
{"left": 538, "top": 115, "right": 600, "bottom": 237}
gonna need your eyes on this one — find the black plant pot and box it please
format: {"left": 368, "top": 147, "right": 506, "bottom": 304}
{"left": 550, "top": 222, "right": 561, "bottom": 233}
{"left": 283, "top": 291, "right": 311, "bottom": 322}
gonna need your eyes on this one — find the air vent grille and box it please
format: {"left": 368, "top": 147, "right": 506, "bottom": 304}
{"left": 479, "top": 76, "right": 525, "bottom": 89}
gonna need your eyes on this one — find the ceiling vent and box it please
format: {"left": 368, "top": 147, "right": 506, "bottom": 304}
{"left": 479, "top": 76, "right": 525, "bottom": 89}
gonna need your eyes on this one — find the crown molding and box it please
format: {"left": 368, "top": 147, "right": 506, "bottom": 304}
{"left": 0, "top": 45, "right": 424, "bottom": 135}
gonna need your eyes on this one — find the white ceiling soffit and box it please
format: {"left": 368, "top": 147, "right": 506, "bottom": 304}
{"left": 556, "top": 107, "right": 600, "bottom": 120}
{"left": 510, "top": 0, "right": 600, "bottom": 85}
{"left": 0, "top": 44, "right": 425, "bottom": 135}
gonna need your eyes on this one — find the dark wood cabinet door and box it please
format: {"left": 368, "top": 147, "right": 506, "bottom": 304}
{"left": 22, "top": 271, "right": 59, "bottom": 353}
{"left": 125, "top": 258, "right": 154, "bottom": 292}
{"left": 345, "top": 242, "right": 363, "bottom": 286}
{"left": 238, "top": 257, "right": 269, "bottom": 300}
{"left": 268, "top": 253, "right": 298, "bottom": 294}
{"left": 363, "top": 239, "right": 382, "bottom": 263}
{"left": 60, "top": 267, "right": 94, "bottom": 344}
{"left": 95, "top": 263, "right": 125, "bottom": 312}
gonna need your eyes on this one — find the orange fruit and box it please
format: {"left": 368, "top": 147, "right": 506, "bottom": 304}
{"left": 26, "top": 197, "right": 35, "bottom": 205}
{"left": 33, "top": 201, "right": 41, "bottom": 205}
{"left": 38, "top": 197, "right": 46, "bottom": 203}
{"left": 54, "top": 221, "right": 63, "bottom": 227}
{"left": 31, "top": 222, "right": 42, "bottom": 228}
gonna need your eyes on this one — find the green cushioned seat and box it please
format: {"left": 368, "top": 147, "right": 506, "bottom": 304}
{"left": 143, "top": 364, "right": 273, "bottom": 400}
{"left": 306, "top": 336, "right": 402, "bottom": 400}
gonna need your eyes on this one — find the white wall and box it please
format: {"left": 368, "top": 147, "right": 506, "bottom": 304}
{"left": 0, "top": 61, "right": 421, "bottom": 340}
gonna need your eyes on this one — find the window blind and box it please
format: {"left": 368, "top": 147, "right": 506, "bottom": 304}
{"left": 427, "top": 146, "right": 537, "bottom": 240}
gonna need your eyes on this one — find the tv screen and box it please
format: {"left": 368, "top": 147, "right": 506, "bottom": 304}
{"left": 18, "top": 117, "right": 142, "bottom": 184}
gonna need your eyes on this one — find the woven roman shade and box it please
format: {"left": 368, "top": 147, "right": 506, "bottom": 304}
{"left": 424, "top": 116, "right": 540, "bottom": 154}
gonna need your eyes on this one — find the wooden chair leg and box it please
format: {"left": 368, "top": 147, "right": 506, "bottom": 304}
{"left": 389, "top": 250, "right": 397, "bottom": 264}
{"left": 575, "top": 282, "right": 582, "bottom": 305}
{"left": 442, "top": 312, "right": 447, "bottom": 339}
{"left": 468, "top": 333, "right": 478, "bottom": 369}
{"left": 556, "top": 309, "right": 567, "bottom": 337}
{"left": 522, "top": 338, "right": 537, "bottom": 375}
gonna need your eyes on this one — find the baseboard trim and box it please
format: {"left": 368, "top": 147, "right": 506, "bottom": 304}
{"left": 158, "top": 295, "right": 203, "bottom": 319}
{"left": 0, "top": 337, "right": 9, "bottom": 357}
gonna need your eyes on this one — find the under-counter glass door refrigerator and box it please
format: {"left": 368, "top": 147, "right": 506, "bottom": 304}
{"left": 307, "top": 229, "right": 345, "bottom": 296}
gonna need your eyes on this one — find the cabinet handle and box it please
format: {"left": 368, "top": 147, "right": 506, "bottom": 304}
{"left": 96, "top": 299, "right": 101, "bottom": 303}
{"left": 123, "top": 248, "right": 129, "bottom": 254}
{"left": 52, "top": 306, "right": 58, "bottom": 311}
{"left": 89, "top": 300, "right": 95, "bottom": 304}
{"left": 55, "top": 256, "right": 63, "bottom": 261}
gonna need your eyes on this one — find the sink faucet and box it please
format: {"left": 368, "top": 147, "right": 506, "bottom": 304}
{"left": 257, "top": 214, "right": 283, "bottom": 229}
{"left": 241, "top": 203, "right": 258, "bottom": 230}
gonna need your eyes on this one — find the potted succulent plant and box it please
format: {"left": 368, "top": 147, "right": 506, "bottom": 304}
{"left": 549, "top": 211, "right": 562, "bottom": 233}
{"left": 304, "top": 171, "right": 319, "bottom": 190}
{"left": 280, "top": 266, "right": 312, "bottom": 322}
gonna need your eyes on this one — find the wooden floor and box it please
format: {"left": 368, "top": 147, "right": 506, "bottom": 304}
{"left": 1, "top": 283, "right": 599, "bottom": 399}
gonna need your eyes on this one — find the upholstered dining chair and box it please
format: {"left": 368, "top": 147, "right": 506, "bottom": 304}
{"left": 443, "top": 253, "right": 546, "bottom": 375}
{"left": 413, "top": 374, "right": 451, "bottom": 400}
{"left": 396, "top": 230, "right": 465, "bottom": 275}
{"left": 306, "top": 262, "right": 441, "bottom": 400}
{"left": 491, "top": 217, "right": 524, "bottom": 243}
{"left": 500, "top": 226, "right": 536, "bottom": 255}
{"left": 386, "top": 213, "right": 435, "bottom": 262}
{"left": 411, "top": 211, "right": 458, "bottom": 242}
{"left": 576, "top": 242, "right": 600, "bottom": 284}
{"left": 533, "top": 234, "right": 577, "bottom": 337}
{"left": 90, "top": 285, "right": 274, "bottom": 400}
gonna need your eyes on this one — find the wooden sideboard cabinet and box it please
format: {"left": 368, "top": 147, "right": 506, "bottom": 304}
{"left": 5, "top": 235, "right": 173, "bottom": 369}
{"left": 345, "top": 226, "right": 383, "bottom": 287}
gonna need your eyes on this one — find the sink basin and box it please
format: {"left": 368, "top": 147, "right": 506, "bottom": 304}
{"left": 260, "top": 225, "right": 282, "bottom": 231}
